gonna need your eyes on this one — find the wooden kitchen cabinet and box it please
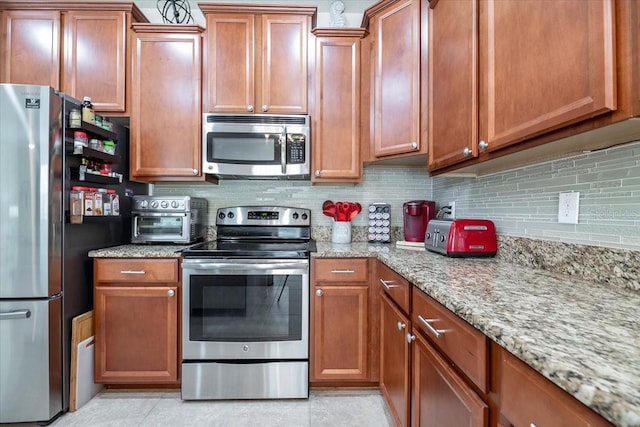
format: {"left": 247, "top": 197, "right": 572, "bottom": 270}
{"left": 378, "top": 262, "right": 412, "bottom": 427}
{"left": 411, "top": 330, "right": 488, "bottom": 427}
{"left": 362, "top": 0, "right": 422, "bottom": 160}
{"left": 492, "top": 342, "right": 612, "bottom": 427}
{"left": 0, "top": 3, "right": 146, "bottom": 113}
{"left": 129, "top": 24, "right": 211, "bottom": 182}
{"left": 310, "top": 28, "right": 366, "bottom": 183}
{"left": 201, "top": 4, "right": 315, "bottom": 114}
{"left": 311, "top": 258, "right": 378, "bottom": 384}
{"left": 93, "top": 258, "right": 181, "bottom": 384}
{"left": 428, "top": 0, "right": 623, "bottom": 173}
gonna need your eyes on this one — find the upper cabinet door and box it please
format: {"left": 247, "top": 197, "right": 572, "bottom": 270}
{"left": 311, "top": 30, "right": 364, "bottom": 183}
{"left": 203, "top": 10, "right": 311, "bottom": 114}
{"left": 480, "top": 0, "right": 616, "bottom": 152}
{"left": 63, "top": 11, "right": 127, "bottom": 112}
{"left": 130, "top": 25, "right": 203, "bottom": 181}
{"left": 204, "top": 13, "right": 255, "bottom": 113}
{"left": 373, "top": 0, "right": 421, "bottom": 158}
{"left": 260, "top": 14, "right": 309, "bottom": 114}
{"left": 0, "top": 10, "right": 61, "bottom": 87}
{"left": 427, "top": 0, "right": 479, "bottom": 170}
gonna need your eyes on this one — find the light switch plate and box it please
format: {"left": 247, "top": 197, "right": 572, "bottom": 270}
{"left": 558, "top": 192, "right": 579, "bottom": 224}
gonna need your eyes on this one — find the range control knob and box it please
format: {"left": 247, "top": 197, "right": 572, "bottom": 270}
{"left": 218, "top": 212, "right": 226, "bottom": 219}
{"left": 171, "top": 200, "right": 179, "bottom": 208}
{"left": 293, "top": 212, "right": 299, "bottom": 220}
{"left": 161, "top": 201, "right": 169, "bottom": 208}
{"left": 139, "top": 200, "right": 148, "bottom": 209}
{"left": 150, "top": 200, "right": 159, "bottom": 209}
{"left": 301, "top": 213, "right": 308, "bottom": 220}
{"left": 228, "top": 212, "right": 234, "bottom": 219}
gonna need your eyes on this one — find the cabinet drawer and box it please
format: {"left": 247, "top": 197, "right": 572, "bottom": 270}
{"left": 411, "top": 287, "right": 488, "bottom": 392}
{"left": 95, "top": 258, "right": 179, "bottom": 283}
{"left": 498, "top": 347, "right": 612, "bottom": 427}
{"left": 313, "top": 258, "right": 369, "bottom": 283}
{"left": 377, "top": 262, "right": 411, "bottom": 314}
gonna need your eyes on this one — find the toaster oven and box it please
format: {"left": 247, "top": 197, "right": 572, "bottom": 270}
{"left": 425, "top": 219, "right": 497, "bottom": 257}
{"left": 131, "top": 196, "right": 207, "bottom": 244}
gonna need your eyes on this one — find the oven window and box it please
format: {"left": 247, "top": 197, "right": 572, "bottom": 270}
{"left": 189, "top": 274, "right": 302, "bottom": 342}
{"left": 137, "top": 216, "right": 184, "bottom": 235}
{"left": 207, "top": 132, "right": 281, "bottom": 164}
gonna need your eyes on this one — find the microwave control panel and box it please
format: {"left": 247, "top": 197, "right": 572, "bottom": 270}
{"left": 286, "top": 134, "right": 306, "bottom": 164}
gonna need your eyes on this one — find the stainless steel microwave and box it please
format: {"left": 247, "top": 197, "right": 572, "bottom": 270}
{"left": 202, "top": 113, "right": 310, "bottom": 180}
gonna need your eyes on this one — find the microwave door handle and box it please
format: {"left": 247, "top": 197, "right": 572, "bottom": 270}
{"left": 280, "top": 131, "right": 287, "bottom": 175}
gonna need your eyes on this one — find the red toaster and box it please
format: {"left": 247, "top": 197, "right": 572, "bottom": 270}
{"left": 424, "top": 219, "right": 497, "bottom": 257}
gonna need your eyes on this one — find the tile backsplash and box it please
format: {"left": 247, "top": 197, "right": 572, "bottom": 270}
{"left": 155, "top": 140, "right": 640, "bottom": 252}
{"left": 432, "top": 140, "right": 640, "bottom": 251}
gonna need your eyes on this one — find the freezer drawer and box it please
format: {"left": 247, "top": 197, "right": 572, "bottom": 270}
{"left": 0, "top": 298, "right": 62, "bottom": 423}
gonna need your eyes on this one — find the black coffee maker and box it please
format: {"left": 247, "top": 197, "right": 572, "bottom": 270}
{"left": 403, "top": 200, "right": 436, "bottom": 242}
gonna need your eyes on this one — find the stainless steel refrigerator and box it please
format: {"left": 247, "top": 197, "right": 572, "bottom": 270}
{"left": 0, "top": 84, "right": 146, "bottom": 423}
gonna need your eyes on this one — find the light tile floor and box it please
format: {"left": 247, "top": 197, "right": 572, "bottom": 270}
{"left": 51, "top": 389, "right": 394, "bottom": 427}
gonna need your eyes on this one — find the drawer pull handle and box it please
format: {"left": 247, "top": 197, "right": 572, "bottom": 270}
{"left": 530, "top": 424, "right": 537, "bottom": 427}
{"left": 331, "top": 269, "right": 354, "bottom": 274}
{"left": 418, "top": 314, "right": 445, "bottom": 338}
{"left": 406, "top": 333, "right": 415, "bottom": 344}
{"left": 379, "top": 279, "right": 399, "bottom": 290}
{"left": 167, "top": 290, "right": 175, "bottom": 297}
{"left": 120, "top": 270, "right": 146, "bottom": 275}
{"left": 397, "top": 321, "right": 406, "bottom": 331}
{"left": 315, "top": 289, "right": 324, "bottom": 297}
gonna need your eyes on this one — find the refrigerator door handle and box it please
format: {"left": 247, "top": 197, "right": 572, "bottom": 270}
{"left": 0, "top": 309, "right": 31, "bottom": 320}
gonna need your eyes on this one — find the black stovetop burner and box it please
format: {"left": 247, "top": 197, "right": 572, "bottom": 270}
{"left": 182, "top": 239, "right": 316, "bottom": 259}
{"left": 182, "top": 205, "right": 316, "bottom": 259}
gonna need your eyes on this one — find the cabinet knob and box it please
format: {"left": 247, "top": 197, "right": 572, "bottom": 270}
{"left": 397, "top": 321, "right": 406, "bottom": 331}
{"left": 167, "top": 289, "right": 175, "bottom": 297}
{"left": 315, "top": 170, "right": 321, "bottom": 177}
{"left": 247, "top": 105, "right": 254, "bottom": 112}
{"left": 410, "top": 142, "right": 418, "bottom": 150}
{"left": 406, "top": 333, "right": 415, "bottom": 344}
{"left": 462, "top": 147, "right": 472, "bottom": 157}
{"left": 315, "top": 289, "right": 324, "bottom": 297}
{"left": 478, "top": 140, "right": 489, "bottom": 150}
{"left": 262, "top": 104, "right": 268, "bottom": 112}
{"left": 192, "top": 169, "right": 198, "bottom": 175}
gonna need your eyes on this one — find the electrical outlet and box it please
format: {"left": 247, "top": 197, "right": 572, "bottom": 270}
{"left": 448, "top": 201, "right": 456, "bottom": 219}
{"left": 558, "top": 192, "right": 579, "bottom": 224}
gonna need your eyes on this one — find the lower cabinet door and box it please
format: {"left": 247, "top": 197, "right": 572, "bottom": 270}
{"left": 94, "top": 285, "right": 179, "bottom": 383}
{"left": 311, "top": 285, "right": 369, "bottom": 381}
{"left": 411, "top": 330, "right": 488, "bottom": 427}
{"left": 380, "top": 293, "right": 411, "bottom": 427}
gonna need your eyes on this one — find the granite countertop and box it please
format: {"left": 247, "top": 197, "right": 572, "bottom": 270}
{"left": 88, "top": 244, "right": 193, "bottom": 258}
{"left": 89, "top": 241, "right": 640, "bottom": 426}
{"left": 313, "top": 242, "right": 640, "bottom": 427}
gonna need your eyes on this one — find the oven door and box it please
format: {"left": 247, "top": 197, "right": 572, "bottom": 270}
{"left": 131, "top": 213, "right": 191, "bottom": 244}
{"left": 182, "top": 258, "right": 309, "bottom": 360}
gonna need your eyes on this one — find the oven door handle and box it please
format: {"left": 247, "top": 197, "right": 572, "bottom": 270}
{"left": 183, "top": 260, "right": 308, "bottom": 271}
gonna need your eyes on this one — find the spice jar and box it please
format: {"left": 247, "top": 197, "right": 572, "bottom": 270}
{"left": 82, "top": 96, "right": 95, "bottom": 124}
{"left": 73, "top": 131, "right": 88, "bottom": 154}
{"left": 69, "top": 109, "right": 81, "bottom": 128}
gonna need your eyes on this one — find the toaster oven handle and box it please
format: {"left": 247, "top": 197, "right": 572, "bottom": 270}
{"left": 133, "top": 216, "right": 139, "bottom": 238}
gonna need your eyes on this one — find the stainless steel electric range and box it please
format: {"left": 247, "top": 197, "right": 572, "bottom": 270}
{"left": 181, "top": 206, "right": 315, "bottom": 400}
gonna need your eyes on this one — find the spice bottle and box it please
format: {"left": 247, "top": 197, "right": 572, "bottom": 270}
{"left": 82, "top": 96, "right": 95, "bottom": 124}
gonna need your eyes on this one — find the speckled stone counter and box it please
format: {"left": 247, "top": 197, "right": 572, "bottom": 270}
{"left": 313, "top": 242, "right": 640, "bottom": 427}
{"left": 88, "top": 244, "right": 193, "bottom": 258}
